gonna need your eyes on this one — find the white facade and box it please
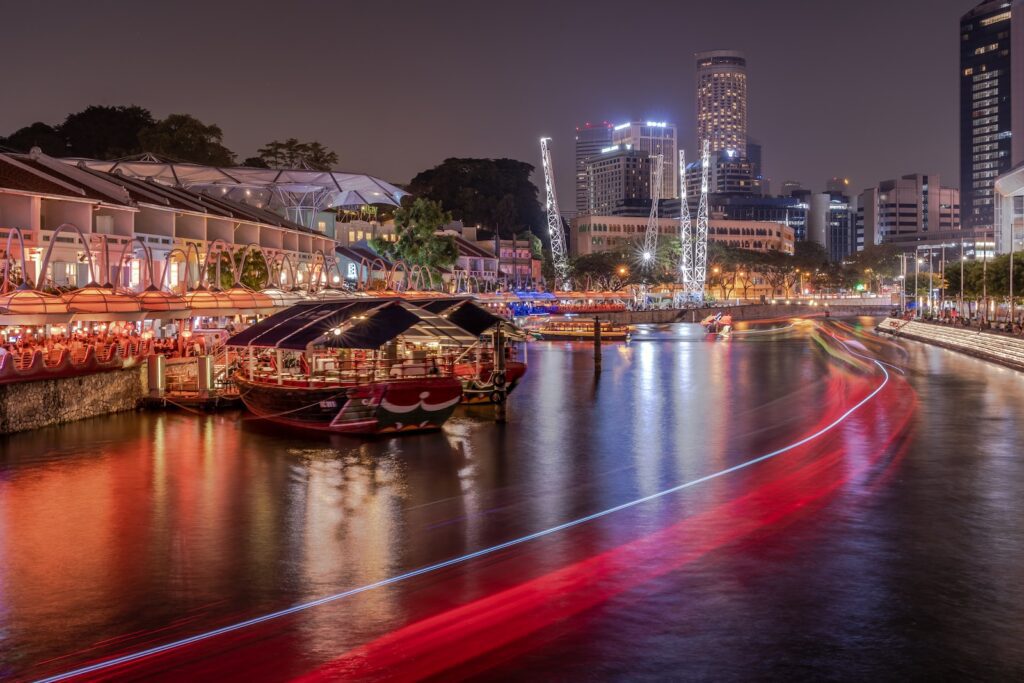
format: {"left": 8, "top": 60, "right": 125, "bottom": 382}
{"left": 0, "top": 151, "right": 336, "bottom": 292}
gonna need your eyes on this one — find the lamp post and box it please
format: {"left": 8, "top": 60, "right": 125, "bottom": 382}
{"left": 960, "top": 238, "right": 965, "bottom": 318}
{"left": 917, "top": 248, "right": 925, "bottom": 317}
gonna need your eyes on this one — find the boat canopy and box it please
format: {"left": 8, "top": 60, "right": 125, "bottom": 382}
{"left": 225, "top": 298, "right": 478, "bottom": 351}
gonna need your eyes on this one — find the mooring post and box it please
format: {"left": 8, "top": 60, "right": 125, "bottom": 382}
{"left": 494, "top": 325, "right": 507, "bottom": 423}
{"left": 594, "top": 316, "right": 602, "bottom": 372}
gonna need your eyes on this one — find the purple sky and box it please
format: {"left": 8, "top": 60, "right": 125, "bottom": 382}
{"left": 3, "top": 0, "right": 973, "bottom": 200}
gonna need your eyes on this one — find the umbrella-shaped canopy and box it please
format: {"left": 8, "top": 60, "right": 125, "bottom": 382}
{"left": 0, "top": 286, "right": 73, "bottom": 325}
{"left": 186, "top": 287, "right": 276, "bottom": 316}
{"left": 260, "top": 287, "right": 311, "bottom": 308}
{"left": 63, "top": 285, "right": 146, "bottom": 321}
{"left": 74, "top": 160, "right": 408, "bottom": 210}
{"left": 135, "top": 286, "right": 191, "bottom": 318}
{"left": 223, "top": 286, "right": 275, "bottom": 314}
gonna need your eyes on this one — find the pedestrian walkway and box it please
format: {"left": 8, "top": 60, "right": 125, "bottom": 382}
{"left": 877, "top": 318, "right": 1024, "bottom": 371}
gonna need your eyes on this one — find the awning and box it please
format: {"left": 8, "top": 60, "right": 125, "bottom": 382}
{"left": 226, "top": 300, "right": 392, "bottom": 349}
{"left": 226, "top": 298, "right": 479, "bottom": 350}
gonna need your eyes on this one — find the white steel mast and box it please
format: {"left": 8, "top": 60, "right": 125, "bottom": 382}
{"left": 641, "top": 154, "right": 665, "bottom": 269}
{"left": 678, "top": 149, "right": 693, "bottom": 292}
{"left": 540, "top": 137, "right": 570, "bottom": 287}
{"left": 691, "top": 139, "right": 710, "bottom": 299}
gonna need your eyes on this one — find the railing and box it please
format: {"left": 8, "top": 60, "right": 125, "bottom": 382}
{"left": 0, "top": 340, "right": 153, "bottom": 385}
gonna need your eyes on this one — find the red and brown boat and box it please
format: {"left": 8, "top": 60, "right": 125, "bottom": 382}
{"left": 227, "top": 297, "right": 527, "bottom": 434}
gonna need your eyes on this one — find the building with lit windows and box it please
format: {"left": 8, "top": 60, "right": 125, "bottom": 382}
{"left": 568, "top": 214, "right": 793, "bottom": 258}
{"left": 610, "top": 121, "right": 677, "bottom": 199}
{"left": 696, "top": 50, "right": 748, "bottom": 156}
{"left": 584, "top": 144, "right": 653, "bottom": 216}
{"left": 960, "top": 1, "right": 1013, "bottom": 231}
{"left": 684, "top": 149, "right": 755, "bottom": 196}
{"left": 574, "top": 122, "right": 613, "bottom": 214}
{"left": 854, "top": 174, "right": 960, "bottom": 249}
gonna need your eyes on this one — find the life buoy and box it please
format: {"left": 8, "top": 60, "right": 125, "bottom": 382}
{"left": 492, "top": 372, "right": 507, "bottom": 388}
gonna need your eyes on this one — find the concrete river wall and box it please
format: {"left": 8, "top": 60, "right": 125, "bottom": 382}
{"left": 0, "top": 364, "right": 148, "bottom": 435}
{"left": 877, "top": 318, "right": 1024, "bottom": 372}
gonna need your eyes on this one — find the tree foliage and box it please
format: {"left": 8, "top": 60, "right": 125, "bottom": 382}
{"left": 370, "top": 198, "right": 458, "bottom": 273}
{"left": 61, "top": 105, "right": 155, "bottom": 159}
{"left": 0, "top": 122, "right": 66, "bottom": 155}
{"left": 256, "top": 138, "right": 338, "bottom": 170}
{"left": 945, "top": 252, "right": 1024, "bottom": 299}
{"left": 406, "top": 158, "right": 544, "bottom": 240}
{"left": 205, "top": 248, "right": 270, "bottom": 290}
{"left": 138, "top": 114, "right": 235, "bottom": 166}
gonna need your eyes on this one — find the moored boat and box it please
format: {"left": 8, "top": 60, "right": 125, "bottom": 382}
{"left": 227, "top": 298, "right": 479, "bottom": 434}
{"left": 416, "top": 297, "right": 529, "bottom": 404}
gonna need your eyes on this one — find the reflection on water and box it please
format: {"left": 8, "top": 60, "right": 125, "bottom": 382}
{"left": 1, "top": 321, "right": 1023, "bottom": 680}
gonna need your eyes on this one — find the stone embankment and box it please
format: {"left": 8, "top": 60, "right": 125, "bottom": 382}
{"left": 597, "top": 303, "right": 892, "bottom": 325}
{"left": 876, "top": 318, "right": 1024, "bottom": 372}
{"left": 0, "top": 364, "right": 148, "bottom": 434}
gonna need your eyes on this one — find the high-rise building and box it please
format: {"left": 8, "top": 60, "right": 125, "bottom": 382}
{"left": 747, "top": 139, "right": 766, "bottom": 194}
{"left": 684, "top": 149, "right": 755, "bottom": 196}
{"left": 960, "top": 1, "right": 1013, "bottom": 232}
{"left": 807, "top": 192, "right": 855, "bottom": 261}
{"left": 584, "top": 144, "right": 652, "bottom": 216}
{"left": 574, "top": 122, "right": 613, "bottom": 214}
{"left": 611, "top": 121, "right": 677, "bottom": 199}
{"left": 696, "top": 50, "right": 748, "bottom": 155}
{"left": 855, "top": 174, "right": 960, "bottom": 249}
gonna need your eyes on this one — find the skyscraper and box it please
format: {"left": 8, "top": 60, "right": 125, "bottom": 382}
{"left": 574, "top": 122, "right": 613, "bottom": 214}
{"left": 584, "top": 144, "right": 652, "bottom": 216}
{"left": 960, "top": 1, "right": 1013, "bottom": 232}
{"left": 611, "top": 121, "right": 678, "bottom": 199}
{"left": 696, "top": 50, "right": 748, "bottom": 155}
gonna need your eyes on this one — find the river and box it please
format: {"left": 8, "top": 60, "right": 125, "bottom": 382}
{"left": 1, "top": 319, "right": 1022, "bottom": 680}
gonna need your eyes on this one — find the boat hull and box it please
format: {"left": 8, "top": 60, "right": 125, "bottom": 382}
{"left": 234, "top": 373, "right": 463, "bottom": 434}
{"left": 456, "top": 361, "right": 527, "bottom": 404}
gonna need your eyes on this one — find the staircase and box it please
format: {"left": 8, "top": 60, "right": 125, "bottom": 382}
{"left": 877, "top": 318, "right": 1024, "bottom": 371}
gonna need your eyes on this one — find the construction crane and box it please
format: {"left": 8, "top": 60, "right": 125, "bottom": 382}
{"left": 692, "top": 139, "right": 711, "bottom": 300}
{"left": 539, "top": 137, "right": 570, "bottom": 287}
{"left": 641, "top": 154, "right": 665, "bottom": 269}
{"left": 677, "top": 149, "right": 693, "bottom": 294}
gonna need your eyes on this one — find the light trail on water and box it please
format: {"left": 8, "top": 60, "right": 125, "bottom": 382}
{"left": 39, "top": 334, "right": 895, "bottom": 682}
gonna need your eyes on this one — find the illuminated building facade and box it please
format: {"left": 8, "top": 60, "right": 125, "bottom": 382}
{"left": 574, "top": 122, "right": 613, "bottom": 214}
{"left": 960, "top": 1, "right": 1013, "bottom": 231}
{"left": 696, "top": 50, "right": 748, "bottom": 156}
{"left": 584, "top": 144, "right": 653, "bottom": 216}
{"left": 611, "top": 121, "right": 677, "bottom": 199}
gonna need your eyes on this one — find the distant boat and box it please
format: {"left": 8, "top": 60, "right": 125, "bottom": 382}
{"left": 533, "top": 319, "right": 632, "bottom": 342}
{"left": 701, "top": 313, "right": 733, "bottom": 335}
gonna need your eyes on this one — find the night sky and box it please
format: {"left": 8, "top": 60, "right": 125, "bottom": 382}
{"left": 3, "top": 0, "right": 973, "bottom": 200}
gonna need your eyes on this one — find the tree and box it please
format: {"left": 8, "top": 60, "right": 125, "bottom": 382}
{"left": 256, "top": 138, "right": 338, "bottom": 170}
{"left": 139, "top": 114, "right": 235, "bottom": 166}
{"left": 370, "top": 198, "right": 458, "bottom": 274}
{"left": 241, "top": 156, "right": 269, "bottom": 168}
{"left": 0, "top": 122, "right": 66, "bottom": 155}
{"left": 206, "top": 248, "right": 269, "bottom": 290}
{"left": 406, "top": 158, "right": 544, "bottom": 240}
{"left": 61, "top": 105, "right": 154, "bottom": 159}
